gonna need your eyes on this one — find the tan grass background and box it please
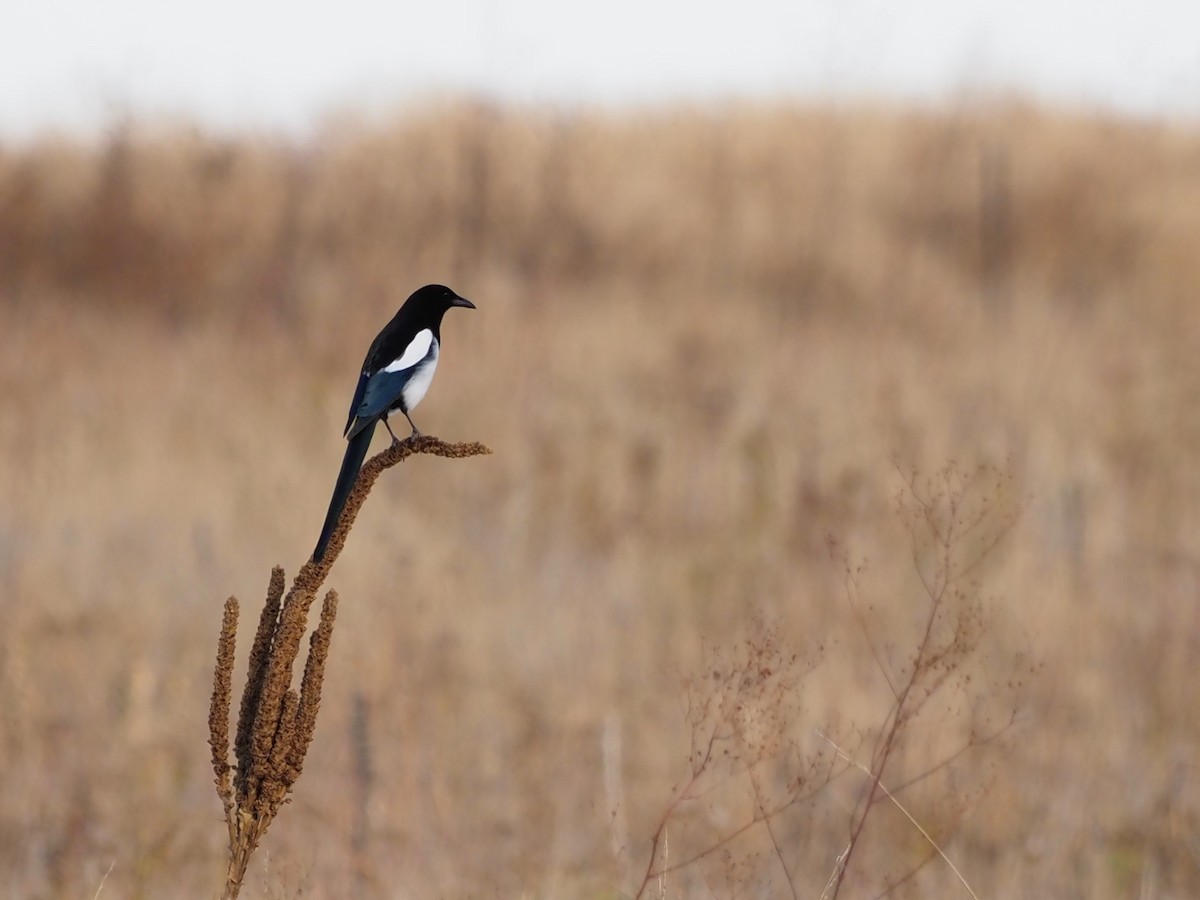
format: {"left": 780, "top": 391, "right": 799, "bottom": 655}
{"left": 2, "top": 99, "right": 1199, "bottom": 898}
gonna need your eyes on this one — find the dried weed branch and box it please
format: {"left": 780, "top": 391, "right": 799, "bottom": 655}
{"left": 634, "top": 618, "right": 830, "bottom": 899}
{"left": 633, "top": 462, "right": 1024, "bottom": 898}
{"left": 817, "top": 731, "right": 980, "bottom": 900}
{"left": 207, "top": 435, "right": 491, "bottom": 900}
{"left": 825, "top": 461, "right": 1023, "bottom": 898}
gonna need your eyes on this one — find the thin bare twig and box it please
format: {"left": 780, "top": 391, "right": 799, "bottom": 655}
{"left": 818, "top": 731, "right": 979, "bottom": 900}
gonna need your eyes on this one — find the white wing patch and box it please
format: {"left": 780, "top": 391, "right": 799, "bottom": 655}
{"left": 401, "top": 340, "right": 439, "bottom": 411}
{"left": 383, "top": 328, "right": 434, "bottom": 373}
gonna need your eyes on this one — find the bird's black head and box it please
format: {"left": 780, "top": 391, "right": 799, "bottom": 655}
{"left": 406, "top": 284, "right": 476, "bottom": 317}
{"left": 370, "top": 284, "right": 474, "bottom": 365}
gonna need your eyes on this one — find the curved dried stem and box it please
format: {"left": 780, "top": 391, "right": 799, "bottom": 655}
{"left": 309, "top": 434, "right": 492, "bottom": 573}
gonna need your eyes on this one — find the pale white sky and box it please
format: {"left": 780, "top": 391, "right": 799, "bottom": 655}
{"left": 3, "top": 0, "right": 1199, "bottom": 137}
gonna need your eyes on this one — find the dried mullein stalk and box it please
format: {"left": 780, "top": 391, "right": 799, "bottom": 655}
{"left": 208, "top": 435, "right": 490, "bottom": 900}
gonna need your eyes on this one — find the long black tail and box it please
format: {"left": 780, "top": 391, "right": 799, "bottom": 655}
{"left": 313, "top": 422, "right": 375, "bottom": 562}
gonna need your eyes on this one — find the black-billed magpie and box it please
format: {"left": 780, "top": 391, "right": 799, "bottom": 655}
{"left": 312, "top": 284, "right": 475, "bottom": 562}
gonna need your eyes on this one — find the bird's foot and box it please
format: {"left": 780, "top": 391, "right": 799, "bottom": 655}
{"left": 387, "top": 429, "right": 420, "bottom": 448}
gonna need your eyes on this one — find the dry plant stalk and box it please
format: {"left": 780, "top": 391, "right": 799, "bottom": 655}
{"left": 207, "top": 435, "right": 491, "bottom": 900}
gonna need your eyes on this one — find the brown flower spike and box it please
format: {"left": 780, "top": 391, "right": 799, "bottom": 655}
{"left": 207, "top": 435, "right": 491, "bottom": 900}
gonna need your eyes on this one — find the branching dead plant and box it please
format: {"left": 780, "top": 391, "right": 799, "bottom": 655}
{"left": 634, "top": 618, "right": 832, "bottom": 900}
{"left": 823, "top": 461, "right": 1024, "bottom": 898}
{"left": 207, "top": 435, "right": 491, "bottom": 900}
{"left": 637, "top": 461, "right": 1026, "bottom": 899}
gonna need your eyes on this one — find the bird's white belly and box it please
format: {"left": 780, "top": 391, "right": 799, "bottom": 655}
{"left": 401, "top": 341, "right": 439, "bottom": 410}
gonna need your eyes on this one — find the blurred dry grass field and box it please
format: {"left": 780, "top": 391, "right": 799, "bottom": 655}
{"left": 2, "top": 99, "right": 1200, "bottom": 898}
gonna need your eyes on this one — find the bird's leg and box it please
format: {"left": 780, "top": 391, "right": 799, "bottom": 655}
{"left": 382, "top": 416, "right": 403, "bottom": 447}
{"left": 403, "top": 410, "right": 422, "bottom": 439}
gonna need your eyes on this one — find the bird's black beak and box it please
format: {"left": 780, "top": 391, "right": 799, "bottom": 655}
{"left": 451, "top": 295, "right": 476, "bottom": 309}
